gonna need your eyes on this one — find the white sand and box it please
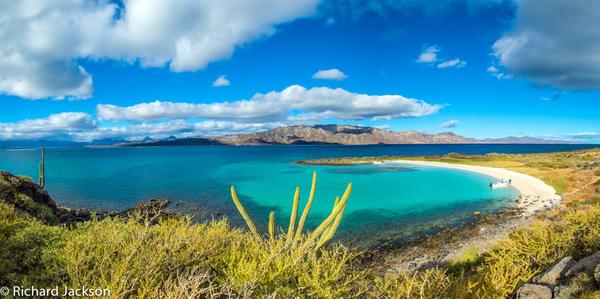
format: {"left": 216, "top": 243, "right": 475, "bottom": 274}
{"left": 383, "top": 160, "right": 562, "bottom": 216}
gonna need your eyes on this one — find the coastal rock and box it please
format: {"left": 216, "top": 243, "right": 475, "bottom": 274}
{"left": 595, "top": 264, "right": 600, "bottom": 286}
{"left": 516, "top": 283, "right": 552, "bottom": 299}
{"left": 565, "top": 251, "right": 600, "bottom": 278}
{"left": 0, "top": 171, "right": 59, "bottom": 224}
{"left": 1, "top": 171, "right": 179, "bottom": 225}
{"left": 533, "top": 257, "right": 576, "bottom": 285}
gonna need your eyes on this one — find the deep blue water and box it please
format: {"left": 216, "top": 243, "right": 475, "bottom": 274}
{"left": 0, "top": 144, "right": 597, "bottom": 244}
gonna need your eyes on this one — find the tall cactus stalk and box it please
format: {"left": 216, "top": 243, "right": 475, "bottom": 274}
{"left": 295, "top": 171, "right": 317, "bottom": 238}
{"left": 287, "top": 187, "right": 300, "bottom": 240}
{"left": 38, "top": 146, "right": 45, "bottom": 189}
{"left": 317, "top": 196, "right": 348, "bottom": 249}
{"left": 268, "top": 211, "right": 276, "bottom": 239}
{"left": 230, "top": 186, "right": 261, "bottom": 239}
{"left": 308, "top": 183, "right": 352, "bottom": 245}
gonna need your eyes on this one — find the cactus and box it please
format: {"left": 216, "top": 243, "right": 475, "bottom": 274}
{"left": 287, "top": 187, "right": 300, "bottom": 240}
{"left": 295, "top": 171, "right": 317, "bottom": 238}
{"left": 230, "top": 172, "right": 352, "bottom": 250}
{"left": 317, "top": 196, "right": 348, "bottom": 249}
{"left": 230, "top": 186, "right": 261, "bottom": 240}
{"left": 307, "top": 183, "right": 351, "bottom": 245}
{"left": 268, "top": 211, "right": 276, "bottom": 238}
{"left": 38, "top": 146, "right": 45, "bottom": 189}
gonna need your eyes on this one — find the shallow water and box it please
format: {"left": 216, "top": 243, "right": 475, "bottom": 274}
{"left": 0, "top": 144, "right": 596, "bottom": 244}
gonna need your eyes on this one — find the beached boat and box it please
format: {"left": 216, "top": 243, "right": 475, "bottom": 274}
{"left": 490, "top": 178, "right": 512, "bottom": 189}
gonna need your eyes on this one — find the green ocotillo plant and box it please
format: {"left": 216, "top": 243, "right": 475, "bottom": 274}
{"left": 38, "top": 146, "right": 45, "bottom": 189}
{"left": 230, "top": 171, "right": 352, "bottom": 250}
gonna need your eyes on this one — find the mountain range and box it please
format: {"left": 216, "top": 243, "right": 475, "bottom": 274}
{"left": 0, "top": 125, "right": 571, "bottom": 149}
{"left": 126, "top": 125, "right": 570, "bottom": 146}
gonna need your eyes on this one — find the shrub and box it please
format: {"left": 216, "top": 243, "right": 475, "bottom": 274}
{"left": 0, "top": 202, "right": 65, "bottom": 286}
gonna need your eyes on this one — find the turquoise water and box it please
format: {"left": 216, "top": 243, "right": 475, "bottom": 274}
{"left": 1, "top": 144, "right": 596, "bottom": 245}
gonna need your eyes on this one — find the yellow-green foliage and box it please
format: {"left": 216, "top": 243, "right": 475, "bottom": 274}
{"left": 471, "top": 205, "right": 600, "bottom": 298}
{"left": 373, "top": 268, "right": 452, "bottom": 299}
{"left": 0, "top": 202, "right": 64, "bottom": 286}
{"left": 58, "top": 215, "right": 367, "bottom": 298}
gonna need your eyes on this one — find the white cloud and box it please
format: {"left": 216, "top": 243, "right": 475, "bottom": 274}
{"left": 441, "top": 119, "right": 459, "bottom": 128}
{"left": 312, "top": 68, "right": 347, "bottom": 80}
{"left": 97, "top": 85, "right": 442, "bottom": 123}
{"left": 0, "top": 112, "right": 96, "bottom": 140}
{"left": 417, "top": 46, "right": 440, "bottom": 63}
{"left": 0, "top": 113, "right": 279, "bottom": 141}
{"left": 0, "top": 84, "right": 442, "bottom": 141}
{"left": 418, "top": 46, "right": 466, "bottom": 69}
{"left": 79, "top": 120, "right": 273, "bottom": 141}
{"left": 486, "top": 65, "right": 512, "bottom": 80}
{"left": 0, "top": 0, "right": 319, "bottom": 99}
{"left": 493, "top": 0, "right": 600, "bottom": 90}
{"left": 437, "top": 58, "right": 467, "bottom": 69}
{"left": 212, "top": 75, "right": 230, "bottom": 87}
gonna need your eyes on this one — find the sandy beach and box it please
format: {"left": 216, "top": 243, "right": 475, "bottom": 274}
{"left": 383, "top": 160, "right": 562, "bottom": 216}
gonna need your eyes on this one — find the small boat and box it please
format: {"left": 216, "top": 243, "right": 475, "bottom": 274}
{"left": 490, "top": 178, "right": 512, "bottom": 189}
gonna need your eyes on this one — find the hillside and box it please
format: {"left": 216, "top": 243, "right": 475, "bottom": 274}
{"left": 214, "top": 125, "right": 564, "bottom": 145}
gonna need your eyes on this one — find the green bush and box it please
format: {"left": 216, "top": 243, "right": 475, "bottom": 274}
{"left": 0, "top": 202, "right": 65, "bottom": 286}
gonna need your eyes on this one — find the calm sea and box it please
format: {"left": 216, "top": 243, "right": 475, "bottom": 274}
{"left": 1, "top": 144, "right": 597, "bottom": 245}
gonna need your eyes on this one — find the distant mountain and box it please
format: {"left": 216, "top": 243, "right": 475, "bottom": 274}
{"left": 216, "top": 125, "right": 476, "bottom": 145}
{"left": 214, "top": 125, "right": 570, "bottom": 145}
{"left": 126, "top": 137, "right": 220, "bottom": 147}
{"left": 89, "top": 138, "right": 128, "bottom": 145}
{"left": 479, "top": 136, "right": 566, "bottom": 144}
{"left": 0, "top": 125, "right": 573, "bottom": 149}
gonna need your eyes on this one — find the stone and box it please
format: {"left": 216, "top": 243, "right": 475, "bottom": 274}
{"left": 565, "top": 251, "right": 600, "bottom": 278}
{"left": 533, "top": 256, "right": 576, "bottom": 285}
{"left": 595, "top": 263, "right": 600, "bottom": 287}
{"left": 516, "top": 284, "right": 552, "bottom": 299}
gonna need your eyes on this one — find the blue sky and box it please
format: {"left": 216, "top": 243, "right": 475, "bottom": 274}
{"left": 1, "top": 0, "right": 599, "bottom": 142}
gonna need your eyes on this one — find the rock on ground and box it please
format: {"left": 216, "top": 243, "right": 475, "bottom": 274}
{"left": 534, "top": 256, "right": 576, "bottom": 285}
{"left": 595, "top": 264, "right": 600, "bottom": 287}
{"left": 565, "top": 251, "right": 600, "bottom": 278}
{"left": 517, "top": 283, "right": 552, "bottom": 299}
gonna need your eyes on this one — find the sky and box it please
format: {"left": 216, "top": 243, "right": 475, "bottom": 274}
{"left": 1, "top": 0, "right": 599, "bottom": 143}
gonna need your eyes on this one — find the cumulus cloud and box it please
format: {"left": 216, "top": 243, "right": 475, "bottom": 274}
{"left": 441, "top": 119, "right": 459, "bottom": 128}
{"left": 0, "top": 0, "right": 319, "bottom": 99}
{"left": 417, "top": 46, "right": 440, "bottom": 63}
{"left": 97, "top": 85, "right": 443, "bottom": 123}
{"left": 437, "top": 58, "right": 467, "bottom": 69}
{"left": 0, "top": 112, "right": 96, "bottom": 140}
{"left": 212, "top": 75, "right": 231, "bottom": 87}
{"left": 0, "top": 113, "right": 279, "bottom": 141}
{"left": 312, "top": 68, "right": 347, "bottom": 80}
{"left": 493, "top": 0, "right": 600, "bottom": 90}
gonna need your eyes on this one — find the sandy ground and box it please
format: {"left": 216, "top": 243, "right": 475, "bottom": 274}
{"left": 385, "top": 160, "right": 562, "bottom": 216}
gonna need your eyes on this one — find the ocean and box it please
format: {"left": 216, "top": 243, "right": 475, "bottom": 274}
{"left": 1, "top": 144, "right": 597, "bottom": 245}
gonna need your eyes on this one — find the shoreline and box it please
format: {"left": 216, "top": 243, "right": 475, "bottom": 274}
{"left": 359, "top": 159, "right": 564, "bottom": 272}
{"left": 380, "top": 160, "right": 562, "bottom": 216}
